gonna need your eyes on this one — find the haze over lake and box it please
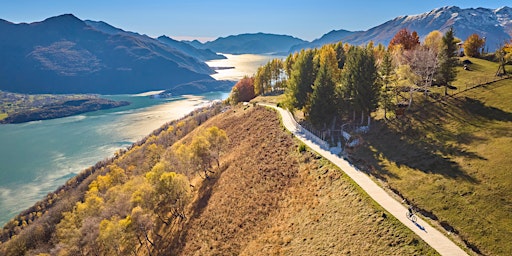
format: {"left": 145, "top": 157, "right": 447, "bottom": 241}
{"left": 0, "top": 53, "right": 280, "bottom": 226}
{"left": 207, "top": 53, "right": 283, "bottom": 80}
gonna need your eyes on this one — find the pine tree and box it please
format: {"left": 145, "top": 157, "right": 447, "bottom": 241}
{"left": 340, "top": 46, "right": 379, "bottom": 125}
{"left": 437, "top": 27, "right": 458, "bottom": 95}
{"left": 309, "top": 47, "right": 338, "bottom": 128}
{"left": 379, "top": 50, "right": 394, "bottom": 120}
{"left": 285, "top": 49, "right": 317, "bottom": 111}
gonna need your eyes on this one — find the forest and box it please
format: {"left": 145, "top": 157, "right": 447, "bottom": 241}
{"left": 231, "top": 28, "right": 512, "bottom": 139}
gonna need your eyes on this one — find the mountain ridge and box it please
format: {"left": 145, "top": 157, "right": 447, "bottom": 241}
{"left": 190, "top": 32, "right": 307, "bottom": 54}
{"left": 292, "top": 6, "right": 512, "bottom": 52}
{"left": 0, "top": 14, "right": 220, "bottom": 94}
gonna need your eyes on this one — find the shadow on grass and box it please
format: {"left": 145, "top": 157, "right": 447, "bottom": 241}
{"left": 459, "top": 97, "right": 512, "bottom": 122}
{"left": 358, "top": 119, "right": 478, "bottom": 183}
{"left": 352, "top": 96, "right": 510, "bottom": 184}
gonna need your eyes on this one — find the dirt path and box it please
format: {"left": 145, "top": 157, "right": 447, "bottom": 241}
{"left": 261, "top": 103, "right": 469, "bottom": 256}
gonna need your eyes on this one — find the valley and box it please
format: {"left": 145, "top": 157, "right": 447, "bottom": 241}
{"left": 0, "top": 3, "right": 511, "bottom": 255}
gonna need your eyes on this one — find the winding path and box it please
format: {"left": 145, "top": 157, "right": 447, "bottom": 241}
{"left": 261, "top": 103, "right": 468, "bottom": 256}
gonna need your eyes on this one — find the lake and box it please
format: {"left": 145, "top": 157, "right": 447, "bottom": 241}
{"left": 0, "top": 53, "right": 280, "bottom": 226}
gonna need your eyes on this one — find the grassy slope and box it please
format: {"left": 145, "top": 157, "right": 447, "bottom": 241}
{"left": 353, "top": 60, "right": 511, "bottom": 255}
{"left": 164, "top": 106, "right": 437, "bottom": 255}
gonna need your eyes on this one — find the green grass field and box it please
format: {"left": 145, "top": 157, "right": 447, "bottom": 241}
{"left": 354, "top": 59, "right": 511, "bottom": 255}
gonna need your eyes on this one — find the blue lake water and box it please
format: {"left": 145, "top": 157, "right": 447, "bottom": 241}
{"left": 0, "top": 92, "right": 229, "bottom": 225}
{"left": 0, "top": 53, "right": 281, "bottom": 226}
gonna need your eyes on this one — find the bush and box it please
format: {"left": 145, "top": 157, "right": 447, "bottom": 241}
{"left": 298, "top": 143, "right": 307, "bottom": 153}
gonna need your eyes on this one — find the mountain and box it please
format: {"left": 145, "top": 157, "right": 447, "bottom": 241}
{"left": 292, "top": 6, "right": 512, "bottom": 52}
{"left": 157, "top": 35, "right": 225, "bottom": 61}
{"left": 192, "top": 32, "right": 308, "bottom": 54}
{"left": 289, "top": 29, "right": 357, "bottom": 52}
{"left": 84, "top": 20, "right": 226, "bottom": 61}
{"left": 0, "top": 14, "right": 216, "bottom": 94}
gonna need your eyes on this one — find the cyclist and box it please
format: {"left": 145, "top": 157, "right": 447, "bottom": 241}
{"left": 407, "top": 206, "right": 414, "bottom": 218}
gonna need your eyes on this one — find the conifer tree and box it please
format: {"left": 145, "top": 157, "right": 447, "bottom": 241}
{"left": 285, "top": 49, "right": 317, "bottom": 111}
{"left": 379, "top": 50, "right": 395, "bottom": 119}
{"left": 340, "top": 46, "right": 379, "bottom": 125}
{"left": 309, "top": 47, "right": 338, "bottom": 128}
{"left": 437, "top": 27, "right": 458, "bottom": 95}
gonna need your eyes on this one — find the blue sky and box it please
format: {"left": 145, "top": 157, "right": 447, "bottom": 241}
{"left": 1, "top": 0, "right": 510, "bottom": 42}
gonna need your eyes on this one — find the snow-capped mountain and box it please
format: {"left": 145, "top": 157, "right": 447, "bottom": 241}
{"left": 293, "top": 6, "right": 512, "bottom": 52}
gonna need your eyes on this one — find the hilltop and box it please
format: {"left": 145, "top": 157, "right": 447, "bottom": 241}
{"left": 0, "top": 104, "right": 436, "bottom": 255}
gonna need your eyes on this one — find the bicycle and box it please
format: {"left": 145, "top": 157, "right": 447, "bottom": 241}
{"left": 406, "top": 208, "right": 417, "bottom": 222}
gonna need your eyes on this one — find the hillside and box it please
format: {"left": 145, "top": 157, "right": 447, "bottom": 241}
{"left": 294, "top": 6, "right": 512, "bottom": 52}
{"left": 0, "top": 14, "right": 216, "bottom": 94}
{"left": 351, "top": 65, "right": 512, "bottom": 255}
{"left": 0, "top": 105, "right": 437, "bottom": 255}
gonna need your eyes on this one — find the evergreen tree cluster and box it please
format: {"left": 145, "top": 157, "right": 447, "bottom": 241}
{"left": 249, "top": 29, "right": 461, "bottom": 128}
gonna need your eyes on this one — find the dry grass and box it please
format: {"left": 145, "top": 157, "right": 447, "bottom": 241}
{"left": 164, "top": 105, "right": 437, "bottom": 255}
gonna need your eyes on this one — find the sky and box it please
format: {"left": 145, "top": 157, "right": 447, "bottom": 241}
{"left": 0, "top": 0, "right": 510, "bottom": 42}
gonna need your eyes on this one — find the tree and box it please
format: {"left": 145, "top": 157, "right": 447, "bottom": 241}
{"left": 437, "top": 28, "right": 458, "bottom": 95}
{"left": 339, "top": 46, "right": 380, "bottom": 125}
{"left": 175, "top": 126, "right": 228, "bottom": 179}
{"left": 389, "top": 28, "right": 420, "bottom": 50}
{"left": 496, "top": 40, "right": 512, "bottom": 76}
{"left": 395, "top": 64, "right": 420, "bottom": 108}
{"left": 203, "top": 126, "right": 228, "bottom": 168}
{"left": 409, "top": 46, "right": 438, "bottom": 97}
{"left": 379, "top": 50, "right": 395, "bottom": 119}
{"left": 464, "top": 33, "right": 485, "bottom": 57}
{"left": 284, "top": 49, "right": 317, "bottom": 111}
{"left": 308, "top": 46, "right": 338, "bottom": 128}
{"left": 423, "top": 30, "right": 444, "bottom": 54}
{"left": 333, "top": 41, "right": 346, "bottom": 69}
{"left": 229, "top": 76, "right": 255, "bottom": 103}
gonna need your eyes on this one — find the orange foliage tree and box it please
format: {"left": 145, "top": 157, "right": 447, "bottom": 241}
{"left": 389, "top": 28, "right": 420, "bottom": 50}
{"left": 230, "top": 76, "right": 255, "bottom": 103}
{"left": 464, "top": 33, "right": 486, "bottom": 57}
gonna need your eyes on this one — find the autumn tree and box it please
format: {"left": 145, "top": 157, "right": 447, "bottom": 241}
{"left": 175, "top": 126, "right": 228, "bottom": 179}
{"left": 423, "top": 30, "right": 444, "bottom": 54}
{"left": 204, "top": 126, "right": 229, "bottom": 168}
{"left": 496, "top": 40, "right": 512, "bottom": 76}
{"left": 254, "top": 65, "right": 270, "bottom": 96}
{"left": 389, "top": 28, "right": 420, "bottom": 50}
{"left": 254, "top": 59, "right": 285, "bottom": 95}
{"left": 229, "top": 76, "right": 255, "bottom": 104}
{"left": 464, "top": 33, "right": 485, "bottom": 57}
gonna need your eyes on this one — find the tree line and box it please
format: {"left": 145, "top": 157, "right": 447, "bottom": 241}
{"left": 230, "top": 28, "right": 512, "bottom": 130}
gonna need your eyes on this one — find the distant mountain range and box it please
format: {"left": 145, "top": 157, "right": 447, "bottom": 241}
{"left": 296, "top": 6, "right": 512, "bottom": 52}
{"left": 0, "top": 14, "right": 229, "bottom": 94}
{"left": 188, "top": 33, "right": 307, "bottom": 54}
{"left": 0, "top": 6, "right": 510, "bottom": 94}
